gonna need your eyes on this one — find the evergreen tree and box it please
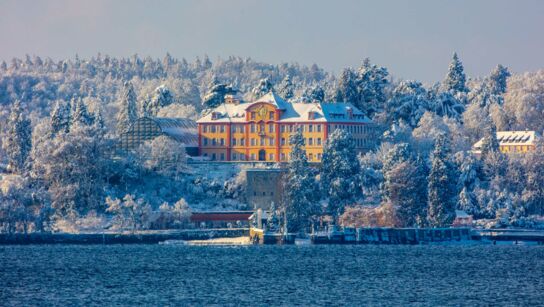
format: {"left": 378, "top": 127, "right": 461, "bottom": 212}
{"left": 382, "top": 144, "right": 427, "bottom": 227}
{"left": 442, "top": 52, "right": 468, "bottom": 94}
{"left": 356, "top": 58, "right": 389, "bottom": 117}
{"left": 335, "top": 68, "right": 358, "bottom": 104}
{"left": 277, "top": 75, "right": 295, "bottom": 101}
{"left": 387, "top": 80, "right": 432, "bottom": 127}
{"left": 50, "top": 100, "right": 71, "bottom": 134}
{"left": 434, "top": 91, "right": 465, "bottom": 121}
{"left": 144, "top": 85, "right": 174, "bottom": 116}
{"left": 304, "top": 84, "right": 325, "bottom": 103}
{"left": 427, "top": 134, "right": 458, "bottom": 227}
{"left": 2, "top": 100, "right": 32, "bottom": 173}
{"left": 456, "top": 153, "right": 483, "bottom": 216}
{"left": 116, "top": 81, "right": 138, "bottom": 135}
{"left": 488, "top": 64, "right": 510, "bottom": 95}
{"left": 202, "top": 77, "right": 235, "bottom": 109}
{"left": 320, "top": 129, "right": 361, "bottom": 221}
{"left": 71, "top": 98, "right": 94, "bottom": 127}
{"left": 479, "top": 119, "right": 501, "bottom": 166}
{"left": 251, "top": 78, "right": 273, "bottom": 100}
{"left": 522, "top": 141, "right": 544, "bottom": 215}
{"left": 283, "top": 129, "right": 319, "bottom": 233}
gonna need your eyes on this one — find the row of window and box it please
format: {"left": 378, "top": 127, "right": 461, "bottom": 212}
{"left": 202, "top": 152, "right": 323, "bottom": 161}
{"left": 202, "top": 137, "right": 324, "bottom": 147}
{"left": 250, "top": 111, "right": 276, "bottom": 120}
{"left": 202, "top": 123, "right": 372, "bottom": 135}
{"left": 331, "top": 124, "right": 372, "bottom": 134}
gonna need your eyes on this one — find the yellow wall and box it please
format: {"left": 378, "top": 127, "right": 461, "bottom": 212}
{"left": 500, "top": 145, "right": 535, "bottom": 154}
{"left": 199, "top": 102, "right": 374, "bottom": 162}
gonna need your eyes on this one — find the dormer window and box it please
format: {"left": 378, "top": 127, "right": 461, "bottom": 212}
{"left": 211, "top": 112, "right": 221, "bottom": 120}
{"left": 346, "top": 107, "right": 353, "bottom": 119}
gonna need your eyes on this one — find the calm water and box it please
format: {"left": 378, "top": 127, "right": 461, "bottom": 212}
{"left": 1, "top": 244, "right": 543, "bottom": 306}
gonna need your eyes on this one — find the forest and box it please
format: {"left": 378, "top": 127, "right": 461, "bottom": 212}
{"left": 1, "top": 53, "right": 544, "bottom": 233}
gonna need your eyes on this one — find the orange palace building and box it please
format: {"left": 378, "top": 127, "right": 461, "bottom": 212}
{"left": 196, "top": 92, "right": 377, "bottom": 162}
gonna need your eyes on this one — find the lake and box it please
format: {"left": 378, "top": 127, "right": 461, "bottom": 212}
{"left": 1, "top": 244, "right": 543, "bottom": 306}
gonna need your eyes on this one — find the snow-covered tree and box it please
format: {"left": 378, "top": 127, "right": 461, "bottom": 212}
{"left": 479, "top": 119, "right": 506, "bottom": 180}
{"left": 172, "top": 198, "right": 192, "bottom": 225}
{"left": 251, "top": 78, "right": 273, "bottom": 100}
{"left": 356, "top": 58, "right": 389, "bottom": 117}
{"left": 434, "top": 91, "right": 465, "bottom": 121}
{"left": 382, "top": 143, "right": 427, "bottom": 227}
{"left": 202, "top": 77, "right": 235, "bottom": 109}
{"left": 504, "top": 70, "right": 544, "bottom": 133}
{"left": 521, "top": 141, "right": 544, "bottom": 215}
{"left": 320, "top": 129, "right": 361, "bottom": 221}
{"left": 335, "top": 68, "right": 358, "bottom": 104}
{"left": 386, "top": 80, "right": 432, "bottom": 127}
{"left": 143, "top": 85, "right": 174, "bottom": 116}
{"left": 2, "top": 100, "right": 32, "bottom": 173}
{"left": 427, "top": 133, "right": 458, "bottom": 227}
{"left": 106, "top": 194, "right": 152, "bottom": 232}
{"left": 137, "top": 135, "right": 187, "bottom": 179}
{"left": 283, "top": 129, "right": 319, "bottom": 233}
{"left": 50, "top": 100, "right": 71, "bottom": 135}
{"left": 456, "top": 152, "right": 483, "bottom": 216}
{"left": 71, "top": 98, "right": 94, "bottom": 127}
{"left": 442, "top": 52, "right": 468, "bottom": 94}
{"left": 31, "top": 124, "right": 106, "bottom": 219}
{"left": 116, "top": 81, "right": 138, "bottom": 135}
{"left": 0, "top": 175, "right": 41, "bottom": 233}
{"left": 488, "top": 64, "right": 511, "bottom": 95}
{"left": 303, "top": 84, "right": 325, "bottom": 103}
{"left": 277, "top": 75, "right": 295, "bottom": 101}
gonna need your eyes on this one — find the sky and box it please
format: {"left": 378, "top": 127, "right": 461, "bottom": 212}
{"left": 1, "top": 0, "right": 543, "bottom": 82}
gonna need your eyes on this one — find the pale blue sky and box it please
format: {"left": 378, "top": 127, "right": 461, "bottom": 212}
{"left": 1, "top": 0, "right": 543, "bottom": 82}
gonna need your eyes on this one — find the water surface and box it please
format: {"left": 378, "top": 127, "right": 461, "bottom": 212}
{"left": 1, "top": 244, "right": 543, "bottom": 306}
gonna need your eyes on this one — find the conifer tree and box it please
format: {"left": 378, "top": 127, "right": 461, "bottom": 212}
{"left": 427, "top": 134, "right": 458, "bottom": 227}
{"left": 50, "top": 100, "right": 71, "bottom": 134}
{"left": 282, "top": 129, "right": 319, "bottom": 233}
{"left": 202, "top": 77, "right": 235, "bottom": 109}
{"left": 382, "top": 144, "right": 428, "bottom": 227}
{"left": 71, "top": 98, "right": 94, "bottom": 127}
{"left": 251, "top": 78, "right": 273, "bottom": 99}
{"left": 320, "top": 129, "right": 361, "bottom": 221}
{"left": 487, "top": 64, "right": 510, "bottom": 95}
{"left": 116, "top": 81, "right": 138, "bottom": 134}
{"left": 442, "top": 52, "right": 468, "bottom": 94}
{"left": 277, "top": 75, "right": 295, "bottom": 101}
{"left": 335, "top": 68, "right": 358, "bottom": 104}
{"left": 356, "top": 58, "right": 389, "bottom": 117}
{"left": 2, "top": 100, "right": 32, "bottom": 173}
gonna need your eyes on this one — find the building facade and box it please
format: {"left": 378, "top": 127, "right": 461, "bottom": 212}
{"left": 246, "top": 168, "right": 286, "bottom": 210}
{"left": 196, "top": 92, "right": 377, "bottom": 162}
{"left": 473, "top": 130, "right": 538, "bottom": 155}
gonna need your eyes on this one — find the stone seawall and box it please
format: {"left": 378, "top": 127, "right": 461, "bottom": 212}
{"left": 0, "top": 229, "right": 249, "bottom": 245}
{"left": 356, "top": 227, "right": 472, "bottom": 244}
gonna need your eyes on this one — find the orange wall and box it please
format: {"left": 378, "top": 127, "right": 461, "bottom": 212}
{"left": 199, "top": 103, "right": 374, "bottom": 162}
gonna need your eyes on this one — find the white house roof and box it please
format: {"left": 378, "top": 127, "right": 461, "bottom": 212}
{"left": 153, "top": 117, "right": 198, "bottom": 147}
{"left": 473, "top": 130, "right": 537, "bottom": 149}
{"left": 455, "top": 210, "right": 471, "bottom": 218}
{"left": 197, "top": 91, "right": 372, "bottom": 124}
{"left": 253, "top": 91, "right": 289, "bottom": 110}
